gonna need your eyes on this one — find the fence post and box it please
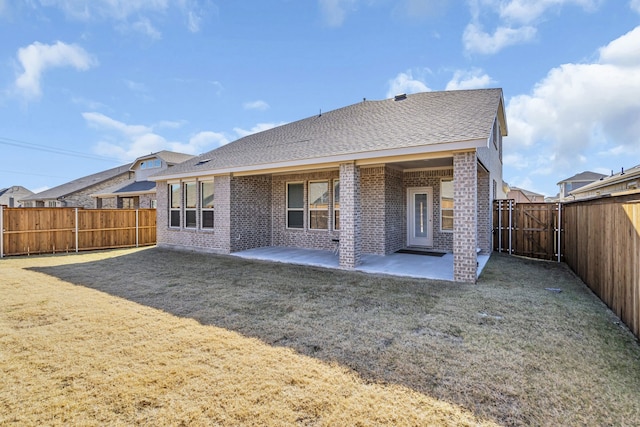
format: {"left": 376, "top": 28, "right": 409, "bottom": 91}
{"left": 497, "top": 200, "right": 502, "bottom": 253}
{"left": 508, "top": 199, "right": 513, "bottom": 254}
{"left": 75, "top": 208, "right": 79, "bottom": 253}
{"left": 136, "top": 209, "right": 139, "bottom": 248}
{"left": 556, "top": 203, "right": 562, "bottom": 262}
{"left": 0, "top": 205, "right": 4, "bottom": 258}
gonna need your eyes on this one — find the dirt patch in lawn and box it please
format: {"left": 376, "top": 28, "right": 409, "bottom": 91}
{"left": 3, "top": 247, "right": 640, "bottom": 425}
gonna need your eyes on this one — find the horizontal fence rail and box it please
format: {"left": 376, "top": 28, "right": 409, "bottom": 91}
{"left": 0, "top": 207, "right": 156, "bottom": 257}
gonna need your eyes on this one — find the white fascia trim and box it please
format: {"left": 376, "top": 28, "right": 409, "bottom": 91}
{"left": 150, "top": 139, "right": 486, "bottom": 181}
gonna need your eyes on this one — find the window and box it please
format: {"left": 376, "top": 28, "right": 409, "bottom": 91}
{"left": 169, "top": 183, "right": 180, "bottom": 227}
{"left": 184, "top": 182, "right": 197, "bottom": 228}
{"left": 309, "top": 181, "right": 329, "bottom": 229}
{"left": 140, "top": 159, "right": 161, "bottom": 169}
{"left": 201, "top": 181, "right": 214, "bottom": 229}
{"left": 333, "top": 180, "right": 340, "bottom": 230}
{"left": 441, "top": 179, "right": 454, "bottom": 231}
{"left": 287, "top": 183, "right": 304, "bottom": 229}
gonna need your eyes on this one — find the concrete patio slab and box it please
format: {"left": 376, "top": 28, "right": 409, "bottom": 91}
{"left": 232, "top": 247, "right": 490, "bottom": 282}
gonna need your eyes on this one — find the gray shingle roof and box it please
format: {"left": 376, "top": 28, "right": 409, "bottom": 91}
{"left": 21, "top": 164, "right": 132, "bottom": 201}
{"left": 134, "top": 150, "right": 195, "bottom": 167}
{"left": 153, "top": 89, "right": 505, "bottom": 179}
{"left": 557, "top": 171, "right": 606, "bottom": 185}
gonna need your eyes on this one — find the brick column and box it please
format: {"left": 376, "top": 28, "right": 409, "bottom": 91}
{"left": 214, "top": 174, "right": 232, "bottom": 254}
{"left": 453, "top": 152, "right": 478, "bottom": 283}
{"left": 339, "top": 162, "right": 361, "bottom": 269}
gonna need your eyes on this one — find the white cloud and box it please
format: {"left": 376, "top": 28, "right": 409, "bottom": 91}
{"left": 386, "top": 71, "right": 430, "bottom": 98}
{"left": 38, "top": 0, "right": 210, "bottom": 36}
{"left": 318, "top": 0, "right": 357, "bottom": 27}
{"left": 243, "top": 100, "right": 270, "bottom": 111}
{"left": 233, "top": 122, "right": 285, "bottom": 138}
{"left": 445, "top": 68, "right": 496, "bottom": 90}
{"left": 14, "top": 41, "right": 97, "bottom": 99}
{"left": 464, "top": 0, "right": 602, "bottom": 55}
{"left": 131, "top": 18, "right": 162, "bottom": 40}
{"left": 83, "top": 112, "right": 228, "bottom": 161}
{"left": 506, "top": 25, "right": 640, "bottom": 176}
{"left": 463, "top": 22, "right": 536, "bottom": 55}
{"left": 499, "top": 0, "right": 601, "bottom": 25}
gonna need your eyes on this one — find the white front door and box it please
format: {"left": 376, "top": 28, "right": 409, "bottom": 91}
{"left": 407, "top": 187, "right": 433, "bottom": 247}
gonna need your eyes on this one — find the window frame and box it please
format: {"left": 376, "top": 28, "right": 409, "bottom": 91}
{"left": 308, "top": 180, "right": 329, "bottom": 230}
{"left": 286, "top": 182, "right": 304, "bottom": 229}
{"left": 169, "top": 183, "right": 181, "bottom": 228}
{"left": 440, "top": 178, "right": 454, "bottom": 232}
{"left": 184, "top": 181, "right": 197, "bottom": 229}
{"left": 200, "top": 180, "right": 214, "bottom": 230}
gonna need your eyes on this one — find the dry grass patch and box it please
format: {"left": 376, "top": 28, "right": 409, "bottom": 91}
{"left": 2, "top": 247, "right": 640, "bottom": 425}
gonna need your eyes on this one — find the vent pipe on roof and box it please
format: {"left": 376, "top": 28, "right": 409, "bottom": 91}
{"left": 621, "top": 167, "right": 625, "bottom": 175}
{"left": 394, "top": 93, "right": 407, "bottom": 101}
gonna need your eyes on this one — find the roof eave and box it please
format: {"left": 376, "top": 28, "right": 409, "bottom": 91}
{"left": 150, "top": 139, "right": 485, "bottom": 182}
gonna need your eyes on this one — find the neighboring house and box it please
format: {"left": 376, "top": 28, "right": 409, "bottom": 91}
{"left": 569, "top": 164, "right": 640, "bottom": 199}
{"left": 557, "top": 171, "right": 606, "bottom": 201}
{"left": 506, "top": 186, "right": 546, "bottom": 203}
{"left": 92, "top": 151, "right": 195, "bottom": 209}
{"left": 20, "top": 164, "right": 133, "bottom": 208}
{"left": 0, "top": 186, "right": 33, "bottom": 207}
{"left": 150, "top": 89, "right": 508, "bottom": 283}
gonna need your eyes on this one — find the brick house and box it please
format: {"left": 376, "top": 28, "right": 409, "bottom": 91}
{"left": 92, "top": 151, "right": 195, "bottom": 208}
{"left": 151, "top": 89, "right": 508, "bottom": 283}
{"left": 0, "top": 186, "right": 33, "bottom": 207}
{"left": 20, "top": 164, "right": 133, "bottom": 208}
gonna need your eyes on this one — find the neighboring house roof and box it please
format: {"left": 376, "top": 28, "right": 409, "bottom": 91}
{"left": 509, "top": 186, "right": 545, "bottom": 199}
{"left": 93, "top": 179, "right": 156, "bottom": 198}
{"left": 131, "top": 150, "right": 195, "bottom": 170}
{"left": 0, "top": 186, "right": 34, "bottom": 206}
{"left": 570, "top": 164, "right": 640, "bottom": 197}
{"left": 21, "top": 164, "right": 132, "bottom": 202}
{"left": 557, "top": 171, "right": 606, "bottom": 185}
{"left": 152, "top": 89, "right": 507, "bottom": 180}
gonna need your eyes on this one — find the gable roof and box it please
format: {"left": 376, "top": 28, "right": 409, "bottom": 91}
{"left": 21, "top": 163, "right": 132, "bottom": 201}
{"left": 509, "top": 186, "right": 544, "bottom": 198}
{"left": 131, "top": 150, "right": 195, "bottom": 170}
{"left": 557, "top": 171, "right": 606, "bottom": 185}
{"left": 152, "top": 89, "right": 506, "bottom": 180}
{"left": 570, "top": 164, "right": 640, "bottom": 196}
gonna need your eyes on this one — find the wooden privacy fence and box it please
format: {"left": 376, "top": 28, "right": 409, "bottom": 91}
{"left": 493, "top": 200, "right": 562, "bottom": 261}
{"left": 562, "top": 194, "right": 640, "bottom": 339}
{"left": 0, "top": 207, "right": 156, "bottom": 257}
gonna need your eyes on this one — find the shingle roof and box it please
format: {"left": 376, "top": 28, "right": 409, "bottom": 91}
{"left": 113, "top": 180, "right": 156, "bottom": 193}
{"left": 570, "top": 164, "right": 640, "bottom": 195}
{"left": 153, "top": 89, "right": 505, "bottom": 179}
{"left": 21, "top": 164, "right": 132, "bottom": 201}
{"left": 557, "top": 171, "right": 606, "bottom": 185}
{"left": 134, "top": 150, "right": 195, "bottom": 167}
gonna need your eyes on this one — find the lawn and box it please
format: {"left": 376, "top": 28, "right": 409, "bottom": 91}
{"left": 1, "top": 247, "right": 639, "bottom": 426}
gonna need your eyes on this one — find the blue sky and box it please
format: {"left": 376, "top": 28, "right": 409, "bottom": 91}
{"left": 1, "top": 0, "right": 639, "bottom": 197}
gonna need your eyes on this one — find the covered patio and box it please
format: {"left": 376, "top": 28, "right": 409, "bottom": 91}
{"left": 232, "top": 246, "right": 491, "bottom": 281}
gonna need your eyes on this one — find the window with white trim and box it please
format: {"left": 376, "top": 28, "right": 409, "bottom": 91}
{"left": 333, "top": 180, "right": 340, "bottom": 230}
{"left": 441, "top": 179, "right": 454, "bottom": 231}
{"left": 309, "top": 181, "right": 329, "bottom": 230}
{"left": 201, "top": 181, "right": 214, "bottom": 229}
{"left": 287, "top": 183, "right": 304, "bottom": 229}
{"left": 184, "top": 182, "right": 197, "bottom": 228}
{"left": 169, "top": 183, "right": 180, "bottom": 227}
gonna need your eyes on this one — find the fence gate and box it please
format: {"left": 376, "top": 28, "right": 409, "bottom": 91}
{"left": 493, "top": 201, "right": 563, "bottom": 261}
